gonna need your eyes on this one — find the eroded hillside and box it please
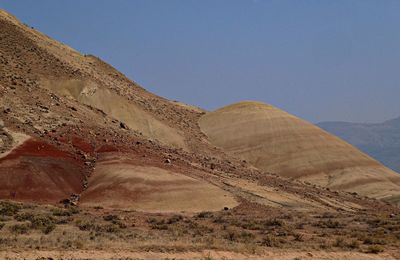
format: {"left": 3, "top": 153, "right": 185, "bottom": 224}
{"left": 1, "top": 9, "right": 400, "bottom": 259}
{"left": 199, "top": 101, "right": 400, "bottom": 203}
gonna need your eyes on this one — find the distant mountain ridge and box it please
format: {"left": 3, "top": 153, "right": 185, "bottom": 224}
{"left": 318, "top": 116, "right": 400, "bottom": 173}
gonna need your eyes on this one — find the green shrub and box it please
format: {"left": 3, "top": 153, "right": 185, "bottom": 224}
{"left": 263, "top": 219, "right": 284, "bottom": 228}
{"left": 260, "top": 235, "right": 281, "bottom": 247}
{"left": 315, "top": 219, "right": 342, "bottom": 229}
{"left": 76, "top": 220, "right": 95, "bottom": 231}
{"left": 0, "top": 201, "right": 21, "bottom": 216}
{"left": 150, "top": 223, "right": 168, "bottom": 230}
{"left": 347, "top": 240, "right": 359, "bottom": 249}
{"left": 167, "top": 215, "right": 183, "bottom": 224}
{"left": 14, "top": 212, "right": 34, "bottom": 221}
{"left": 30, "top": 215, "right": 56, "bottom": 234}
{"left": 363, "top": 237, "right": 386, "bottom": 245}
{"left": 333, "top": 237, "right": 346, "bottom": 248}
{"left": 10, "top": 223, "right": 30, "bottom": 234}
{"left": 75, "top": 220, "right": 119, "bottom": 233}
{"left": 103, "top": 214, "right": 118, "bottom": 222}
{"left": 196, "top": 211, "right": 213, "bottom": 219}
{"left": 15, "top": 214, "right": 56, "bottom": 234}
{"left": 67, "top": 206, "right": 80, "bottom": 215}
{"left": 52, "top": 208, "right": 72, "bottom": 216}
{"left": 224, "top": 230, "right": 237, "bottom": 241}
{"left": 367, "top": 245, "right": 384, "bottom": 254}
{"left": 102, "top": 224, "right": 119, "bottom": 233}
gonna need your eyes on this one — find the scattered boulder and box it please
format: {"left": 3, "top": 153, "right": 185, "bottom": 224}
{"left": 60, "top": 193, "right": 81, "bottom": 206}
{"left": 119, "top": 122, "right": 128, "bottom": 129}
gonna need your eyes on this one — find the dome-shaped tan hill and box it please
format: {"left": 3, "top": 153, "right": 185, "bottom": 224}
{"left": 199, "top": 101, "right": 400, "bottom": 201}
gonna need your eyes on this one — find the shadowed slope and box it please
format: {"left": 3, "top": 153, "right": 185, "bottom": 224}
{"left": 199, "top": 101, "right": 400, "bottom": 200}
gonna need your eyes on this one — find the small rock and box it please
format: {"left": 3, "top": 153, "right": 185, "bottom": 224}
{"left": 165, "top": 158, "right": 171, "bottom": 164}
{"left": 120, "top": 122, "right": 128, "bottom": 129}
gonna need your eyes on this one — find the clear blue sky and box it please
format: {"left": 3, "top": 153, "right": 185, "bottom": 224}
{"left": 1, "top": 0, "right": 400, "bottom": 123}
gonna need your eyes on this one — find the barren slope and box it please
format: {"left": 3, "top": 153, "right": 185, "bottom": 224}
{"left": 199, "top": 101, "right": 400, "bottom": 201}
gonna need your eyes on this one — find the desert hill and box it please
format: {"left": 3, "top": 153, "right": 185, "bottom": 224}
{"left": 199, "top": 101, "right": 400, "bottom": 202}
{"left": 318, "top": 117, "right": 400, "bottom": 173}
{"left": 1, "top": 8, "right": 399, "bottom": 210}
{"left": 0, "top": 8, "right": 369, "bottom": 212}
{"left": 0, "top": 9, "right": 235, "bottom": 211}
{"left": 2, "top": 9, "right": 400, "bottom": 258}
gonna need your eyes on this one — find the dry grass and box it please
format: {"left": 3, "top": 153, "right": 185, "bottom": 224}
{"left": 0, "top": 200, "right": 399, "bottom": 257}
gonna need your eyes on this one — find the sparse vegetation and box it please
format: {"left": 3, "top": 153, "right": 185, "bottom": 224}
{"left": 13, "top": 213, "right": 55, "bottom": 234}
{"left": 75, "top": 219, "right": 119, "bottom": 233}
{"left": 0, "top": 201, "right": 21, "bottom": 216}
{"left": 51, "top": 207, "right": 78, "bottom": 216}
{"left": 293, "top": 233, "right": 304, "bottom": 242}
{"left": 367, "top": 245, "right": 384, "bottom": 254}
{"left": 0, "top": 199, "right": 398, "bottom": 257}
{"left": 196, "top": 211, "right": 213, "bottom": 219}
{"left": 10, "top": 223, "right": 30, "bottom": 234}
{"left": 315, "top": 219, "right": 342, "bottom": 229}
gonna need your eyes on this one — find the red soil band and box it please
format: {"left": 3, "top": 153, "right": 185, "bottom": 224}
{"left": 71, "top": 136, "right": 95, "bottom": 154}
{"left": 0, "top": 138, "right": 85, "bottom": 203}
{"left": 0, "top": 138, "right": 73, "bottom": 162}
{"left": 96, "top": 144, "right": 120, "bottom": 153}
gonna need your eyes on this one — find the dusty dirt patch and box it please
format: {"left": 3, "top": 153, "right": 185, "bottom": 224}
{"left": 0, "top": 249, "right": 395, "bottom": 260}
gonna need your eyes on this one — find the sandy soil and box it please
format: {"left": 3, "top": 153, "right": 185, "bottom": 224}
{"left": 0, "top": 249, "right": 395, "bottom": 260}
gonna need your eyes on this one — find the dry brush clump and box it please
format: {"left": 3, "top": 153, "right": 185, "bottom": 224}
{"left": 0, "top": 201, "right": 21, "bottom": 216}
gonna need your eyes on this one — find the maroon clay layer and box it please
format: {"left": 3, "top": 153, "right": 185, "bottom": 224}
{"left": 0, "top": 138, "right": 85, "bottom": 203}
